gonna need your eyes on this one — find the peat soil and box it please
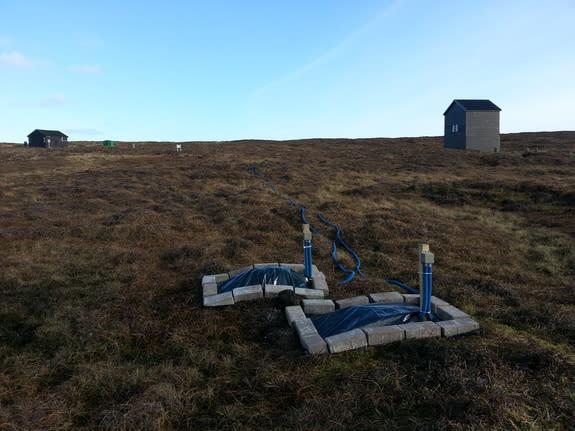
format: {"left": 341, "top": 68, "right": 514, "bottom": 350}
{"left": 0, "top": 132, "right": 574, "bottom": 430}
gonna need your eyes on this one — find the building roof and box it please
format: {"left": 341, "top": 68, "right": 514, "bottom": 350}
{"left": 443, "top": 99, "right": 501, "bottom": 115}
{"left": 27, "top": 129, "right": 68, "bottom": 138}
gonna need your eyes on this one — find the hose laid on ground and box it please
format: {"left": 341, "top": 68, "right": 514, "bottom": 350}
{"left": 316, "top": 213, "right": 365, "bottom": 280}
{"left": 327, "top": 241, "right": 356, "bottom": 283}
{"left": 247, "top": 165, "right": 418, "bottom": 291}
{"left": 385, "top": 279, "right": 418, "bottom": 295}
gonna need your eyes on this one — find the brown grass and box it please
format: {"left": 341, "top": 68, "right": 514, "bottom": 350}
{"left": 0, "top": 132, "right": 574, "bottom": 430}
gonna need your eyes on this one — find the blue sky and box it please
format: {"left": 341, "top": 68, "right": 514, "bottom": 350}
{"left": 1, "top": 0, "right": 574, "bottom": 142}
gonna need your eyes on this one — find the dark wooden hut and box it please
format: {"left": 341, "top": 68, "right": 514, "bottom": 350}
{"left": 27, "top": 129, "right": 68, "bottom": 148}
{"left": 443, "top": 100, "right": 501, "bottom": 152}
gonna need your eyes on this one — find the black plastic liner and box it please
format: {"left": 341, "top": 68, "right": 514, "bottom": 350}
{"left": 310, "top": 303, "right": 422, "bottom": 338}
{"left": 218, "top": 266, "right": 307, "bottom": 293}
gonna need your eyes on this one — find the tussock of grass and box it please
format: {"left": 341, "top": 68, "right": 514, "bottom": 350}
{"left": 0, "top": 133, "right": 574, "bottom": 430}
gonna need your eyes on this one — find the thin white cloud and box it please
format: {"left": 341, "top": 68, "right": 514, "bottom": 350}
{"left": 250, "top": 0, "right": 406, "bottom": 100}
{"left": 39, "top": 94, "right": 72, "bottom": 107}
{"left": 67, "top": 64, "right": 101, "bottom": 74}
{"left": 0, "top": 51, "right": 42, "bottom": 68}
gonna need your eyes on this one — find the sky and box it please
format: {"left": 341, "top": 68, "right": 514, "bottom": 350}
{"left": 1, "top": 0, "right": 574, "bottom": 142}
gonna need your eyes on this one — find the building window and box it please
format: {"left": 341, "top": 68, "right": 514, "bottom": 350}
{"left": 451, "top": 124, "right": 459, "bottom": 133}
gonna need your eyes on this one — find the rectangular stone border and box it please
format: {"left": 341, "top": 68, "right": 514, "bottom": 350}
{"left": 202, "top": 263, "right": 327, "bottom": 307}
{"left": 286, "top": 291, "right": 480, "bottom": 354}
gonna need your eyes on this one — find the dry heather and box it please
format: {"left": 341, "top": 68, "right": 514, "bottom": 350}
{"left": 0, "top": 132, "right": 574, "bottom": 430}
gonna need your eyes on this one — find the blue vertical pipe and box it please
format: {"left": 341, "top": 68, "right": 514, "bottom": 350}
{"left": 420, "top": 263, "right": 433, "bottom": 317}
{"left": 304, "top": 239, "right": 313, "bottom": 278}
{"left": 303, "top": 224, "right": 313, "bottom": 279}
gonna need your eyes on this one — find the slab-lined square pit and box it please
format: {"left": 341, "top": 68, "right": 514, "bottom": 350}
{"left": 202, "top": 265, "right": 479, "bottom": 355}
{"left": 286, "top": 293, "right": 479, "bottom": 355}
{"left": 202, "top": 263, "right": 327, "bottom": 307}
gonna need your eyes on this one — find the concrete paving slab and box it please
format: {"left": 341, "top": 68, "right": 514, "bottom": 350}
{"left": 402, "top": 294, "right": 420, "bottom": 304}
{"left": 335, "top": 296, "right": 369, "bottom": 309}
{"left": 285, "top": 306, "right": 307, "bottom": 327}
{"left": 312, "top": 270, "right": 326, "bottom": 279}
{"left": 299, "top": 334, "right": 328, "bottom": 355}
{"left": 399, "top": 322, "right": 423, "bottom": 339}
{"left": 264, "top": 284, "right": 294, "bottom": 298}
{"left": 232, "top": 285, "right": 263, "bottom": 302}
{"left": 369, "top": 292, "right": 404, "bottom": 303}
{"left": 419, "top": 321, "right": 441, "bottom": 338}
{"left": 202, "top": 283, "right": 218, "bottom": 297}
{"left": 279, "top": 263, "right": 305, "bottom": 272}
{"left": 456, "top": 318, "right": 480, "bottom": 335}
{"left": 302, "top": 299, "right": 335, "bottom": 314}
{"left": 213, "top": 273, "right": 230, "bottom": 283}
{"left": 436, "top": 320, "right": 459, "bottom": 337}
{"left": 201, "top": 275, "right": 216, "bottom": 285}
{"left": 228, "top": 265, "right": 253, "bottom": 278}
{"left": 362, "top": 325, "right": 405, "bottom": 346}
{"left": 203, "top": 291, "right": 234, "bottom": 307}
{"left": 438, "top": 318, "right": 480, "bottom": 336}
{"left": 293, "top": 317, "right": 317, "bottom": 337}
{"left": 312, "top": 277, "right": 329, "bottom": 292}
{"left": 325, "top": 328, "right": 368, "bottom": 353}
{"left": 436, "top": 305, "right": 470, "bottom": 321}
{"left": 399, "top": 321, "right": 441, "bottom": 339}
{"left": 253, "top": 262, "right": 279, "bottom": 268}
{"left": 294, "top": 288, "right": 325, "bottom": 299}
{"left": 431, "top": 296, "right": 450, "bottom": 314}
{"left": 293, "top": 318, "right": 328, "bottom": 355}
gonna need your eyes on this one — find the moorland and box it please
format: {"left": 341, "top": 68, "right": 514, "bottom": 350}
{"left": 0, "top": 132, "right": 574, "bottom": 430}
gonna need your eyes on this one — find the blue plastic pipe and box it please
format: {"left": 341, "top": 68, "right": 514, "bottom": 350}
{"left": 385, "top": 279, "right": 418, "bottom": 295}
{"left": 420, "top": 263, "right": 433, "bottom": 318}
{"left": 304, "top": 239, "right": 313, "bottom": 278}
{"left": 303, "top": 224, "right": 314, "bottom": 279}
{"left": 316, "top": 213, "right": 365, "bottom": 281}
{"left": 248, "top": 165, "right": 422, "bottom": 291}
{"left": 330, "top": 242, "right": 356, "bottom": 283}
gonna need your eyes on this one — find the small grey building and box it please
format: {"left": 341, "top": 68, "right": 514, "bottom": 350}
{"left": 27, "top": 129, "right": 68, "bottom": 148}
{"left": 443, "top": 99, "right": 501, "bottom": 152}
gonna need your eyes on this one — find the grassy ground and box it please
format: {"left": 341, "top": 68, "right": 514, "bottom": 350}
{"left": 0, "top": 132, "right": 574, "bottom": 430}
